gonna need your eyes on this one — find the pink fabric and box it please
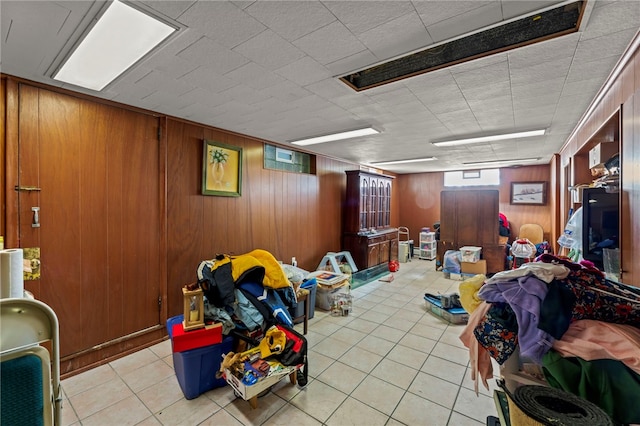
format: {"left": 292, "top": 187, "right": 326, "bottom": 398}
{"left": 552, "top": 319, "right": 640, "bottom": 375}
{"left": 459, "top": 301, "right": 493, "bottom": 394}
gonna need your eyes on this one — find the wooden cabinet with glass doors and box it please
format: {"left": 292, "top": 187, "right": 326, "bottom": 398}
{"left": 343, "top": 170, "right": 397, "bottom": 270}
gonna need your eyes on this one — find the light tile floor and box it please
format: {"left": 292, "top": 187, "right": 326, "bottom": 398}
{"left": 60, "top": 260, "right": 500, "bottom": 425}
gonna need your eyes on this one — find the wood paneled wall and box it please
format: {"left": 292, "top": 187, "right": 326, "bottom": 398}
{"left": 559, "top": 32, "right": 639, "bottom": 286}
{"left": 1, "top": 78, "right": 5, "bottom": 240}
{"left": 1, "top": 76, "right": 372, "bottom": 375}
{"left": 164, "top": 119, "right": 367, "bottom": 316}
{"left": 396, "top": 165, "right": 552, "bottom": 248}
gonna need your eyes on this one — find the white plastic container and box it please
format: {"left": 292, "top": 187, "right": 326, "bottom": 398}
{"left": 459, "top": 246, "right": 481, "bottom": 263}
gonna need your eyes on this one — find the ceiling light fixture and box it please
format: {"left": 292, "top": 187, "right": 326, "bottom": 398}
{"left": 463, "top": 158, "right": 540, "bottom": 167}
{"left": 53, "top": 0, "right": 177, "bottom": 91}
{"left": 290, "top": 127, "right": 379, "bottom": 146}
{"left": 370, "top": 157, "right": 437, "bottom": 166}
{"left": 432, "top": 129, "right": 546, "bottom": 147}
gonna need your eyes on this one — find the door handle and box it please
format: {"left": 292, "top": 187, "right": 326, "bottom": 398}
{"left": 15, "top": 185, "right": 41, "bottom": 191}
{"left": 32, "top": 207, "right": 40, "bottom": 228}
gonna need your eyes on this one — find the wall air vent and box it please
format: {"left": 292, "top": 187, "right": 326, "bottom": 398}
{"left": 340, "top": 1, "right": 584, "bottom": 91}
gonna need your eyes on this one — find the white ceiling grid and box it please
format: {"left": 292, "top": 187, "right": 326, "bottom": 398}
{"left": 1, "top": 0, "right": 639, "bottom": 173}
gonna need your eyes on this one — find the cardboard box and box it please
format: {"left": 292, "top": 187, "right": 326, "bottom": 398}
{"left": 459, "top": 246, "right": 482, "bottom": 263}
{"left": 171, "top": 322, "right": 223, "bottom": 353}
{"left": 461, "top": 260, "right": 487, "bottom": 275}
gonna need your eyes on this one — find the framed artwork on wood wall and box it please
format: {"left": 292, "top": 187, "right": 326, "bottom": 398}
{"left": 510, "top": 181, "right": 547, "bottom": 205}
{"left": 202, "top": 140, "right": 242, "bottom": 197}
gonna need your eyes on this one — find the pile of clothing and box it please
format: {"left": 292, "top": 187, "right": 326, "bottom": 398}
{"left": 459, "top": 254, "right": 640, "bottom": 425}
{"left": 196, "top": 249, "right": 299, "bottom": 333}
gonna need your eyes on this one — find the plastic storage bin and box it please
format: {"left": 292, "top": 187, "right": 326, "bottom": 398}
{"left": 301, "top": 279, "right": 317, "bottom": 320}
{"left": 423, "top": 295, "right": 469, "bottom": 324}
{"left": 459, "top": 246, "right": 482, "bottom": 263}
{"left": 290, "top": 278, "right": 317, "bottom": 321}
{"left": 166, "top": 315, "right": 233, "bottom": 399}
{"left": 316, "top": 280, "right": 350, "bottom": 310}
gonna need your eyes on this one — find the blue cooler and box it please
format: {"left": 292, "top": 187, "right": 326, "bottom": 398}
{"left": 166, "top": 315, "right": 233, "bottom": 399}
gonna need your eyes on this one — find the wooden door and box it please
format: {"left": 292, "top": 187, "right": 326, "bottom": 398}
{"left": 359, "top": 175, "right": 369, "bottom": 231}
{"left": 379, "top": 240, "right": 390, "bottom": 263}
{"left": 369, "top": 178, "right": 377, "bottom": 230}
{"left": 439, "top": 191, "right": 457, "bottom": 243}
{"left": 367, "top": 242, "right": 380, "bottom": 267}
{"left": 456, "top": 190, "right": 499, "bottom": 246}
{"left": 15, "top": 85, "right": 162, "bottom": 364}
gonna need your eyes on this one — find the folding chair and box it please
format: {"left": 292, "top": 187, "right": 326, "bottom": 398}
{"left": 1, "top": 298, "right": 61, "bottom": 426}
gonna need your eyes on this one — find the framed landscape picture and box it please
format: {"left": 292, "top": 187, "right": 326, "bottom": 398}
{"left": 510, "top": 181, "right": 547, "bottom": 205}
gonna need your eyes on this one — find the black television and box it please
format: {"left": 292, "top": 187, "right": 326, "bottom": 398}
{"left": 581, "top": 187, "right": 619, "bottom": 270}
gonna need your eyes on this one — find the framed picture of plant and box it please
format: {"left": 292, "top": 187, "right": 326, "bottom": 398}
{"left": 202, "top": 140, "right": 242, "bottom": 196}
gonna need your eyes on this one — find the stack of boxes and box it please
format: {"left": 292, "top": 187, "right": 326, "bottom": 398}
{"left": 459, "top": 246, "right": 487, "bottom": 275}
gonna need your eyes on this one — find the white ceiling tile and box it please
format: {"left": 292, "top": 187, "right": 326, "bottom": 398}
{"left": 511, "top": 76, "right": 565, "bottom": 96}
{"left": 512, "top": 92, "right": 560, "bottom": 109}
{"left": 581, "top": 0, "right": 640, "bottom": 40}
{"left": 2, "top": 0, "right": 636, "bottom": 173}
{"left": 500, "top": 1, "right": 561, "bottom": 20}
{"left": 325, "top": 49, "right": 380, "bottom": 77}
{"left": 323, "top": 1, "right": 415, "bottom": 35}
{"left": 293, "top": 21, "right": 368, "bottom": 65}
{"left": 414, "top": 1, "right": 494, "bottom": 27}
{"left": 476, "top": 114, "right": 515, "bottom": 130}
{"left": 140, "top": 1, "right": 195, "bottom": 19}
{"left": 275, "top": 57, "right": 332, "bottom": 87}
{"left": 233, "top": 30, "right": 305, "bottom": 71}
{"left": 356, "top": 12, "right": 434, "bottom": 61}
{"left": 425, "top": 2, "right": 504, "bottom": 43}
{"left": 260, "top": 81, "right": 314, "bottom": 103}
{"left": 224, "top": 62, "right": 285, "bottom": 90}
{"left": 245, "top": 1, "right": 336, "bottom": 42}
{"left": 468, "top": 95, "right": 513, "bottom": 112}
{"left": 218, "top": 84, "right": 272, "bottom": 106}
{"left": 305, "top": 78, "right": 358, "bottom": 101}
{"left": 510, "top": 57, "right": 573, "bottom": 85}
{"left": 145, "top": 55, "right": 199, "bottom": 80}
{"left": 437, "top": 109, "right": 482, "bottom": 133}
{"left": 507, "top": 34, "right": 579, "bottom": 67}
{"left": 176, "top": 37, "right": 249, "bottom": 74}
{"left": 179, "top": 66, "right": 238, "bottom": 93}
{"left": 452, "top": 60, "right": 510, "bottom": 89}
{"left": 0, "top": 1, "right": 82, "bottom": 75}
{"left": 462, "top": 80, "right": 512, "bottom": 101}
{"left": 178, "top": 87, "right": 233, "bottom": 109}
{"left": 561, "top": 78, "right": 603, "bottom": 97}
{"left": 177, "top": 1, "right": 266, "bottom": 48}
{"left": 142, "top": 90, "right": 195, "bottom": 111}
{"left": 565, "top": 56, "right": 618, "bottom": 83}
{"left": 574, "top": 28, "right": 638, "bottom": 63}
{"left": 134, "top": 70, "right": 194, "bottom": 96}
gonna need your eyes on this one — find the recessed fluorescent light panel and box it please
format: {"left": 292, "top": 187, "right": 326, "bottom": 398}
{"left": 290, "top": 127, "right": 379, "bottom": 146}
{"left": 53, "top": 0, "right": 177, "bottom": 91}
{"left": 432, "top": 129, "right": 545, "bottom": 147}
{"left": 463, "top": 158, "right": 540, "bottom": 167}
{"left": 370, "top": 157, "right": 436, "bottom": 166}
